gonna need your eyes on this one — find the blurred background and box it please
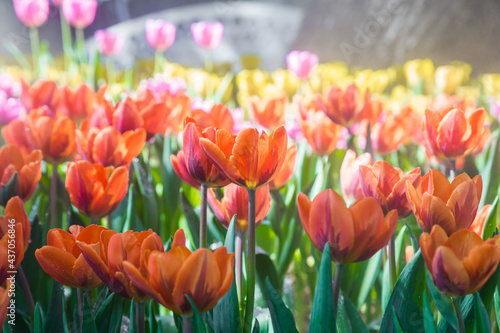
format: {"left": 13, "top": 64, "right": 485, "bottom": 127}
{"left": 1, "top": 0, "right": 499, "bottom": 73}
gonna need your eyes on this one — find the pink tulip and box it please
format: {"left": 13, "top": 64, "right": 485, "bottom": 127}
{"left": 13, "top": 0, "right": 49, "bottom": 28}
{"left": 286, "top": 51, "right": 319, "bottom": 79}
{"left": 145, "top": 19, "right": 176, "bottom": 52}
{"left": 62, "top": 0, "right": 97, "bottom": 29}
{"left": 94, "top": 29, "right": 124, "bottom": 57}
{"left": 0, "top": 92, "right": 25, "bottom": 125}
{"left": 340, "top": 149, "right": 373, "bottom": 205}
{"left": 191, "top": 21, "right": 224, "bottom": 49}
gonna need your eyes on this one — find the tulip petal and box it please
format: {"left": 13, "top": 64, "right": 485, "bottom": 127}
{"left": 432, "top": 246, "right": 470, "bottom": 296}
{"left": 447, "top": 180, "right": 478, "bottom": 230}
{"left": 35, "top": 247, "right": 79, "bottom": 288}
{"left": 420, "top": 193, "right": 456, "bottom": 234}
{"left": 462, "top": 243, "right": 500, "bottom": 294}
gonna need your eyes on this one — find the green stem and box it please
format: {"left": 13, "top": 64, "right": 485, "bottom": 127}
{"left": 29, "top": 27, "right": 40, "bottom": 79}
{"left": 389, "top": 233, "right": 397, "bottom": 289}
{"left": 60, "top": 11, "right": 72, "bottom": 69}
{"left": 332, "top": 263, "right": 344, "bottom": 318}
{"left": 452, "top": 297, "right": 465, "bottom": 333}
{"left": 243, "top": 189, "right": 256, "bottom": 333}
{"left": 136, "top": 302, "right": 145, "bottom": 333}
{"left": 346, "top": 128, "right": 357, "bottom": 154}
{"left": 199, "top": 184, "right": 208, "bottom": 248}
{"left": 17, "top": 267, "right": 34, "bottom": 320}
{"left": 205, "top": 50, "right": 214, "bottom": 100}
{"left": 449, "top": 160, "right": 457, "bottom": 180}
{"left": 154, "top": 51, "right": 163, "bottom": 74}
{"left": 182, "top": 316, "right": 193, "bottom": 333}
{"left": 365, "top": 122, "right": 373, "bottom": 156}
{"left": 77, "top": 288, "right": 83, "bottom": 333}
{"left": 75, "top": 28, "right": 87, "bottom": 66}
{"left": 50, "top": 165, "right": 58, "bottom": 229}
{"left": 236, "top": 231, "right": 244, "bottom": 319}
{"left": 106, "top": 58, "right": 115, "bottom": 86}
{"left": 106, "top": 214, "right": 112, "bottom": 230}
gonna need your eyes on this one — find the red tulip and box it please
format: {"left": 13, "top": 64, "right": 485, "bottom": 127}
{"left": 113, "top": 97, "right": 143, "bottom": 134}
{"left": 60, "top": 84, "right": 97, "bottom": 120}
{"left": 316, "top": 84, "right": 368, "bottom": 128}
{"left": 20, "top": 79, "right": 60, "bottom": 111}
{"left": 298, "top": 189, "right": 397, "bottom": 264}
{"left": 170, "top": 151, "right": 201, "bottom": 189}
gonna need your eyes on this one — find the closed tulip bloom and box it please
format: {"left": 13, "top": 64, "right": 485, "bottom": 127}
{"left": 145, "top": 19, "right": 176, "bottom": 52}
{"left": 286, "top": 51, "right": 318, "bottom": 79}
{"left": 76, "top": 126, "right": 146, "bottom": 168}
{"left": 340, "top": 149, "right": 373, "bottom": 205}
{"left": 2, "top": 108, "right": 77, "bottom": 164}
{"left": 298, "top": 190, "right": 397, "bottom": 264}
{"left": 247, "top": 93, "right": 287, "bottom": 130}
{"left": 65, "top": 161, "right": 128, "bottom": 220}
{"left": 170, "top": 151, "right": 201, "bottom": 189}
{"left": 423, "top": 106, "right": 487, "bottom": 160}
{"left": 269, "top": 144, "right": 297, "bottom": 190}
{"left": 35, "top": 225, "right": 113, "bottom": 289}
{"left": 13, "top": 0, "right": 49, "bottom": 27}
{"left": 113, "top": 97, "right": 143, "bottom": 134}
{"left": 190, "top": 104, "right": 235, "bottom": 132}
{"left": 420, "top": 225, "right": 500, "bottom": 297}
{"left": 95, "top": 29, "right": 124, "bottom": 57}
{"left": 200, "top": 126, "right": 288, "bottom": 190}
{"left": 0, "top": 145, "right": 42, "bottom": 204}
{"left": 0, "top": 197, "right": 30, "bottom": 284}
{"left": 316, "top": 84, "right": 368, "bottom": 128}
{"left": 469, "top": 205, "right": 492, "bottom": 237}
{"left": 20, "top": 79, "right": 60, "bottom": 112}
{"left": 60, "top": 84, "right": 97, "bottom": 120}
{"left": 77, "top": 229, "right": 164, "bottom": 300}
{"left": 359, "top": 161, "right": 421, "bottom": 218}
{"left": 208, "top": 184, "right": 271, "bottom": 232}
{"left": 370, "top": 111, "right": 408, "bottom": 155}
{"left": 191, "top": 22, "right": 224, "bottom": 49}
{"left": 135, "top": 98, "right": 171, "bottom": 140}
{"left": 62, "top": 0, "right": 97, "bottom": 29}
{"left": 407, "top": 169, "right": 482, "bottom": 235}
{"left": 0, "top": 286, "right": 7, "bottom": 327}
{"left": 122, "top": 229, "right": 234, "bottom": 315}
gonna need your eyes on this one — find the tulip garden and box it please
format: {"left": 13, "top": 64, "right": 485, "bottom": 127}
{"left": 3, "top": 1, "right": 500, "bottom": 333}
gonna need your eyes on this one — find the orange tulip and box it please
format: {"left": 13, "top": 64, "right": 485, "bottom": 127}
{"left": 208, "top": 184, "right": 271, "bottom": 233}
{"left": 200, "top": 126, "right": 288, "bottom": 190}
{"left": 0, "top": 145, "right": 42, "bottom": 203}
{"left": 420, "top": 225, "right": 500, "bottom": 297}
{"left": 359, "top": 161, "right": 421, "bottom": 218}
{"left": 298, "top": 189, "right": 397, "bottom": 264}
{"left": 170, "top": 151, "right": 201, "bottom": 189}
{"left": 2, "top": 108, "right": 76, "bottom": 164}
{"left": 113, "top": 97, "right": 143, "bottom": 134}
{"left": 173, "top": 119, "right": 231, "bottom": 188}
{"left": 76, "top": 125, "right": 146, "bottom": 167}
{"left": 65, "top": 161, "right": 129, "bottom": 220}
{"left": 295, "top": 96, "right": 343, "bottom": 156}
{"left": 316, "top": 84, "right": 368, "bottom": 128}
{"left": 60, "top": 84, "right": 97, "bottom": 120}
{"left": 20, "top": 79, "right": 60, "bottom": 111}
{"left": 163, "top": 92, "right": 192, "bottom": 134}
{"left": 88, "top": 86, "right": 114, "bottom": 129}
{"left": 406, "top": 169, "right": 482, "bottom": 235}
{"left": 370, "top": 111, "right": 408, "bottom": 155}
{"left": 77, "top": 229, "right": 164, "bottom": 300}
{"left": 35, "top": 225, "right": 113, "bottom": 289}
{"left": 0, "top": 197, "right": 30, "bottom": 284}
{"left": 191, "top": 104, "right": 235, "bottom": 132}
{"left": 269, "top": 144, "right": 297, "bottom": 190}
{"left": 0, "top": 285, "right": 8, "bottom": 327}
{"left": 122, "top": 229, "right": 234, "bottom": 315}
{"left": 423, "top": 106, "right": 487, "bottom": 160}
{"left": 340, "top": 149, "right": 373, "bottom": 205}
{"left": 469, "top": 205, "right": 492, "bottom": 237}
{"left": 247, "top": 93, "right": 287, "bottom": 130}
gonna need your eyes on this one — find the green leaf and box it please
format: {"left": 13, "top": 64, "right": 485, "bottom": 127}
{"left": 494, "top": 288, "right": 500, "bottom": 330}
{"left": 423, "top": 292, "right": 438, "bottom": 333}
{"left": 148, "top": 300, "right": 160, "bottom": 333}
{"left": 211, "top": 217, "right": 241, "bottom": 333}
{"left": 357, "top": 250, "right": 382, "bottom": 309}
{"left": 180, "top": 190, "right": 200, "bottom": 247}
{"left": 95, "top": 293, "right": 124, "bottom": 333}
{"left": 380, "top": 250, "right": 425, "bottom": 333}
{"left": 0, "top": 171, "right": 18, "bottom": 206}
{"left": 480, "top": 129, "right": 500, "bottom": 207}
{"left": 265, "top": 278, "right": 298, "bottom": 333}
{"left": 391, "top": 307, "right": 404, "bottom": 333}
{"left": 44, "top": 282, "right": 66, "bottom": 333}
{"left": 34, "top": 302, "right": 43, "bottom": 333}
{"left": 309, "top": 243, "right": 335, "bottom": 332}
{"left": 337, "top": 291, "right": 369, "bottom": 333}
{"left": 186, "top": 295, "right": 207, "bottom": 333}
{"left": 129, "top": 300, "right": 137, "bottom": 333}
{"left": 82, "top": 291, "right": 98, "bottom": 333}
{"left": 2, "top": 39, "right": 31, "bottom": 69}
{"left": 252, "top": 319, "right": 260, "bottom": 333}
{"left": 474, "top": 292, "right": 491, "bottom": 332}
{"left": 425, "top": 269, "right": 458, "bottom": 330}
{"left": 482, "top": 196, "right": 498, "bottom": 240}
{"left": 123, "top": 184, "right": 137, "bottom": 232}
{"left": 256, "top": 253, "right": 280, "bottom": 295}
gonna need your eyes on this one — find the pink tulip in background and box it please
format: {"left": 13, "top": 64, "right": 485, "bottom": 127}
{"left": 286, "top": 50, "right": 319, "bottom": 79}
{"left": 191, "top": 21, "right": 224, "bottom": 49}
{"left": 13, "top": 0, "right": 49, "bottom": 28}
{"left": 0, "top": 91, "right": 25, "bottom": 126}
{"left": 95, "top": 30, "right": 124, "bottom": 57}
{"left": 62, "top": 0, "right": 98, "bottom": 29}
{"left": 145, "top": 19, "right": 176, "bottom": 51}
